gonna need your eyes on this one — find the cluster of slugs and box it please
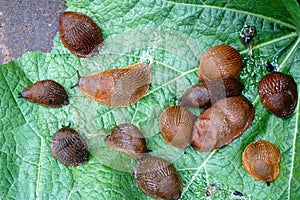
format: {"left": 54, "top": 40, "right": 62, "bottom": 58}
{"left": 17, "top": 11, "right": 298, "bottom": 199}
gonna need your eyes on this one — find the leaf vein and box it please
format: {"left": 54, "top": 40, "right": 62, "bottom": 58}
{"left": 163, "top": 0, "right": 296, "bottom": 29}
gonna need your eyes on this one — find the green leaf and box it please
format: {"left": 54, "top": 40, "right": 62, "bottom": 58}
{"left": 1, "top": 0, "right": 299, "bottom": 199}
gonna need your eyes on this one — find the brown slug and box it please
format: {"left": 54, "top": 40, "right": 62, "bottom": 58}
{"left": 19, "top": 80, "right": 69, "bottom": 108}
{"left": 181, "top": 78, "right": 244, "bottom": 107}
{"left": 158, "top": 105, "right": 194, "bottom": 150}
{"left": 134, "top": 156, "right": 182, "bottom": 200}
{"left": 192, "top": 96, "right": 254, "bottom": 152}
{"left": 242, "top": 140, "right": 280, "bottom": 186}
{"left": 198, "top": 44, "right": 242, "bottom": 82}
{"left": 104, "top": 123, "right": 148, "bottom": 158}
{"left": 71, "top": 62, "right": 152, "bottom": 108}
{"left": 50, "top": 126, "right": 89, "bottom": 166}
{"left": 59, "top": 11, "right": 103, "bottom": 58}
{"left": 258, "top": 72, "right": 297, "bottom": 118}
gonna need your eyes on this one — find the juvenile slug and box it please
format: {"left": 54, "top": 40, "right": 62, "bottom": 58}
{"left": 198, "top": 44, "right": 242, "bottom": 82}
{"left": 181, "top": 78, "right": 244, "bottom": 107}
{"left": 134, "top": 156, "right": 182, "bottom": 200}
{"left": 59, "top": 11, "right": 103, "bottom": 58}
{"left": 242, "top": 140, "right": 280, "bottom": 186}
{"left": 158, "top": 105, "right": 194, "bottom": 150}
{"left": 265, "top": 62, "right": 276, "bottom": 72}
{"left": 71, "top": 62, "right": 152, "bottom": 108}
{"left": 50, "top": 126, "right": 89, "bottom": 166}
{"left": 104, "top": 123, "right": 148, "bottom": 158}
{"left": 192, "top": 96, "right": 254, "bottom": 152}
{"left": 19, "top": 80, "right": 69, "bottom": 108}
{"left": 240, "top": 26, "right": 257, "bottom": 46}
{"left": 258, "top": 72, "right": 297, "bottom": 118}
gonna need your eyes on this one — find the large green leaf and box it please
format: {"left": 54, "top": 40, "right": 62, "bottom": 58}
{"left": 1, "top": 0, "right": 299, "bottom": 199}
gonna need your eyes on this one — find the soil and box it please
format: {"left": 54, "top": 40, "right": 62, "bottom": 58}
{"left": 0, "top": 0, "right": 66, "bottom": 64}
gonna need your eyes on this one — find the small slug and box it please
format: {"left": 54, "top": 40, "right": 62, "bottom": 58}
{"left": 233, "top": 191, "right": 243, "bottom": 197}
{"left": 134, "top": 156, "right": 182, "bottom": 200}
{"left": 104, "top": 123, "right": 148, "bottom": 158}
{"left": 158, "top": 105, "right": 194, "bottom": 150}
{"left": 242, "top": 140, "right": 280, "bottom": 186}
{"left": 240, "top": 26, "right": 257, "bottom": 46}
{"left": 71, "top": 62, "right": 152, "bottom": 108}
{"left": 50, "top": 126, "right": 89, "bottom": 166}
{"left": 59, "top": 11, "right": 103, "bottom": 58}
{"left": 192, "top": 96, "right": 254, "bottom": 152}
{"left": 205, "top": 184, "right": 217, "bottom": 197}
{"left": 181, "top": 78, "right": 244, "bottom": 108}
{"left": 19, "top": 80, "right": 69, "bottom": 108}
{"left": 265, "top": 62, "right": 276, "bottom": 72}
{"left": 258, "top": 72, "right": 297, "bottom": 118}
{"left": 198, "top": 44, "right": 243, "bottom": 82}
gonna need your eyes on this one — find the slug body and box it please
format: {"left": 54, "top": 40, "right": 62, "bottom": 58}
{"left": 198, "top": 44, "right": 242, "bottom": 82}
{"left": 242, "top": 140, "right": 280, "bottom": 185}
{"left": 50, "top": 126, "right": 89, "bottom": 166}
{"left": 158, "top": 105, "right": 194, "bottom": 150}
{"left": 59, "top": 11, "right": 103, "bottom": 58}
{"left": 134, "top": 156, "right": 182, "bottom": 200}
{"left": 104, "top": 123, "right": 148, "bottom": 158}
{"left": 74, "top": 62, "right": 151, "bottom": 108}
{"left": 258, "top": 72, "right": 297, "bottom": 118}
{"left": 192, "top": 96, "right": 254, "bottom": 152}
{"left": 181, "top": 78, "right": 244, "bottom": 107}
{"left": 20, "top": 80, "right": 69, "bottom": 108}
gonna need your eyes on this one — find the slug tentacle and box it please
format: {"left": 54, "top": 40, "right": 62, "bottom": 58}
{"left": 71, "top": 70, "right": 82, "bottom": 89}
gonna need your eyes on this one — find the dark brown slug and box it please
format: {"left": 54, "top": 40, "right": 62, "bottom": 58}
{"left": 50, "top": 126, "right": 89, "bottom": 166}
{"left": 134, "top": 156, "right": 182, "bottom": 200}
{"left": 19, "top": 80, "right": 69, "bottom": 108}
{"left": 59, "top": 11, "right": 103, "bottom": 58}
{"left": 258, "top": 72, "right": 297, "bottom": 118}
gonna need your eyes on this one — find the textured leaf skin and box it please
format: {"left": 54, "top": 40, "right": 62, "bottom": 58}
{"left": 0, "top": 0, "right": 300, "bottom": 200}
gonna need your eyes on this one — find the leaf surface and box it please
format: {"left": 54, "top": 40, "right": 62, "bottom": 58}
{"left": 0, "top": 0, "right": 299, "bottom": 199}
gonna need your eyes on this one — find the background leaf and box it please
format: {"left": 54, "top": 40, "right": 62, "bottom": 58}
{"left": 1, "top": 0, "right": 299, "bottom": 199}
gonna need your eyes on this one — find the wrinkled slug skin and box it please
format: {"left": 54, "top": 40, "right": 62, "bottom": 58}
{"left": 59, "top": 11, "right": 103, "bottom": 58}
{"left": 78, "top": 62, "right": 151, "bottom": 107}
{"left": 20, "top": 80, "right": 69, "bottom": 108}
{"left": 192, "top": 96, "right": 254, "bottom": 151}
